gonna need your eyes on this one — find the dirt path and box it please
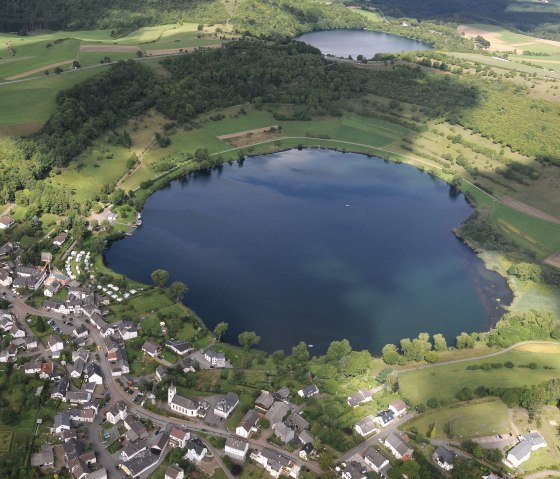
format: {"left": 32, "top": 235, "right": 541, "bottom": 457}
{"left": 501, "top": 196, "right": 560, "bottom": 224}
{"left": 146, "top": 44, "right": 222, "bottom": 56}
{"left": 507, "top": 409, "right": 519, "bottom": 436}
{"left": 116, "top": 138, "right": 156, "bottom": 188}
{"left": 5, "top": 60, "right": 74, "bottom": 80}
{"left": 217, "top": 125, "right": 279, "bottom": 140}
{"left": 79, "top": 44, "right": 140, "bottom": 53}
{"left": 397, "top": 340, "right": 560, "bottom": 374}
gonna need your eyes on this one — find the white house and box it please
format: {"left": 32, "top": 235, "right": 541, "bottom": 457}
{"left": 384, "top": 432, "right": 413, "bottom": 460}
{"left": 106, "top": 401, "right": 128, "bottom": 424}
{"left": 168, "top": 384, "right": 199, "bottom": 417}
{"left": 388, "top": 399, "right": 407, "bottom": 417}
{"left": 24, "top": 362, "right": 42, "bottom": 374}
{"left": 355, "top": 416, "right": 377, "bottom": 437}
{"left": 347, "top": 388, "right": 373, "bottom": 408}
{"left": 505, "top": 432, "right": 547, "bottom": 468}
{"left": 214, "top": 392, "right": 239, "bottom": 419}
{"left": 117, "top": 320, "right": 138, "bottom": 341}
{"left": 170, "top": 427, "right": 190, "bottom": 449}
{"left": 250, "top": 448, "right": 300, "bottom": 479}
{"left": 273, "top": 422, "right": 295, "bottom": 444}
{"left": 165, "top": 464, "right": 184, "bottom": 479}
{"left": 47, "top": 334, "right": 64, "bottom": 354}
{"left": 204, "top": 349, "right": 226, "bottom": 367}
{"left": 433, "top": 445, "right": 457, "bottom": 471}
{"left": 364, "top": 448, "right": 390, "bottom": 474}
{"left": 236, "top": 409, "right": 259, "bottom": 438}
{"left": 0, "top": 270, "right": 12, "bottom": 287}
{"left": 85, "top": 363, "right": 103, "bottom": 384}
{"left": 225, "top": 437, "right": 249, "bottom": 460}
{"left": 0, "top": 216, "right": 15, "bottom": 229}
{"left": 184, "top": 438, "right": 207, "bottom": 463}
{"left": 9, "top": 324, "right": 25, "bottom": 338}
{"left": 297, "top": 384, "right": 319, "bottom": 398}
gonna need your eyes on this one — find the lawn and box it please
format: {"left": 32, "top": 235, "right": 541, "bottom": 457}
{"left": 353, "top": 9, "right": 383, "bottom": 23}
{"left": 405, "top": 399, "right": 510, "bottom": 439}
{"left": 0, "top": 68, "right": 106, "bottom": 134}
{"left": 0, "top": 38, "right": 80, "bottom": 80}
{"left": 492, "top": 201, "right": 560, "bottom": 259}
{"left": 399, "top": 343, "right": 560, "bottom": 405}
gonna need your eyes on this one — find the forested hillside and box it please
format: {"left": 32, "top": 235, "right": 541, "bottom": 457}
{"left": 367, "top": 0, "right": 560, "bottom": 40}
{"left": 0, "top": 0, "right": 367, "bottom": 36}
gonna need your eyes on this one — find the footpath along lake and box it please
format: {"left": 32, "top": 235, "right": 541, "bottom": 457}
{"left": 295, "top": 29, "right": 432, "bottom": 59}
{"left": 105, "top": 149, "right": 513, "bottom": 353}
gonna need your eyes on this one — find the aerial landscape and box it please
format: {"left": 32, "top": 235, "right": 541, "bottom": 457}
{"left": 1, "top": 1, "right": 560, "bottom": 479}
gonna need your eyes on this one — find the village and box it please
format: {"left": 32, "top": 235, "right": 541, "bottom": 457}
{"left": 0, "top": 220, "right": 552, "bottom": 479}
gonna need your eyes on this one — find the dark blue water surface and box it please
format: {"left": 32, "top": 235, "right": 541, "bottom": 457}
{"left": 105, "top": 149, "right": 512, "bottom": 353}
{"left": 295, "top": 30, "right": 432, "bottom": 59}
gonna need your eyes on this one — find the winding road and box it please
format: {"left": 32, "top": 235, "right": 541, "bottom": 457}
{"left": 3, "top": 286, "right": 323, "bottom": 476}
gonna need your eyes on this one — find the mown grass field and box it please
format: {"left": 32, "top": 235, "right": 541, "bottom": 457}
{"left": 0, "top": 68, "right": 106, "bottom": 134}
{"left": 405, "top": 398, "right": 510, "bottom": 438}
{"left": 399, "top": 343, "right": 560, "bottom": 405}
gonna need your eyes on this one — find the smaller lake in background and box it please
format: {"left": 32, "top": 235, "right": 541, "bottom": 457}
{"left": 295, "top": 29, "right": 432, "bottom": 59}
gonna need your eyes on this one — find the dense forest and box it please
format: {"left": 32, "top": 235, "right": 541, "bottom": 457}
{"left": 3, "top": 38, "right": 560, "bottom": 210}
{"left": 0, "top": 0, "right": 368, "bottom": 37}
{"left": 366, "top": 0, "right": 560, "bottom": 40}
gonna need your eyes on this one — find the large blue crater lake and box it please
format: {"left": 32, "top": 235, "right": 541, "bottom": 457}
{"left": 105, "top": 149, "right": 512, "bottom": 353}
{"left": 295, "top": 30, "right": 432, "bottom": 59}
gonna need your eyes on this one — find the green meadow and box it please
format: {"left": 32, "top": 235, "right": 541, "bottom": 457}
{"left": 399, "top": 343, "right": 560, "bottom": 405}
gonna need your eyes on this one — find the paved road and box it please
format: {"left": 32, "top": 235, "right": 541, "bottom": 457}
{"left": 86, "top": 421, "right": 123, "bottom": 479}
{"left": 0, "top": 288, "right": 324, "bottom": 476}
{"left": 339, "top": 413, "right": 414, "bottom": 462}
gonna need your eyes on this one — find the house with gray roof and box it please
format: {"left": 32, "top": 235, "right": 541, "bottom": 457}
{"left": 355, "top": 416, "right": 377, "bottom": 437}
{"left": 255, "top": 390, "right": 275, "bottom": 411}
{"left": 297, "top": 384, "right": 319, "bottom": 398}
{"left": 266, "top": 401, "right": 290, "bottom": 427}
{"left": 384, "top": 432, "right": 413, "bottom": 460}
{"left": 505, "top": 431, "right": 547, "bottom": 468}
{"left": 273, "top": 422, "right": 295, "bottom": 444}
{"left": 348, "top": 388, "right": 373, "bottom": 408}
{"left": 204, "top": 349, "right": 226, "bottom": 367}
{"left": 214, "top": 392, "right": 239, "bottom": 419}
{"left": 31, "top": 444, "right": 54, "bottom": 467}
{"left": 433, "top": 445, "right": 457, "bottom": 471}
{"left": 184, "top": 438, "right": 207, "bottom": 462}
{"left": 225, "top": 437, "right": 249, "bottom": 460}
{"left": 236, "top": 409, "right": 259, "bottom": 438}
{"left": 364, "top": 447, "right": 390, "bottom": 474}
{"left": 285, "top": 412, "right": 309, "bottom": 431}
{"left": 120, "top": 451, "right": 159, "bottom": 478}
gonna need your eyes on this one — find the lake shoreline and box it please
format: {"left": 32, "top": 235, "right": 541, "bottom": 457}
{"left": 105, "top": 146, "right": 514, "bottom": 353}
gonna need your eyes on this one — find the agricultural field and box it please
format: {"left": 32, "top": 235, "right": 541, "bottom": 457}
{"left": 458, "top": 24, "right": 560, "bottom": 55}
{"left": 0, "top": 23, "right": 227, "bottom": 80}
{"left": 399, "top": 342, "right": 560, "bottom": 405}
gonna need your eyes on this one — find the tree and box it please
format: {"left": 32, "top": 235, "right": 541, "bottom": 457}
{"left": 213, "top": 322, "right": 228, "bottom": 341}
{"left": 433, "top": 333, "right": 447, "bottom": 352}
{"left": 151, "top": 269, "right": 169, "bottom": 288}
{"left": 326, "top": 339, "right": 352, "bottom": 362}
{"left": 290, "top": 341, "right": 309, "bottom": 363}
{"left": 238, "top": 331, "right": 260, "bottom": 350}
{"left": 382, "top": 344, "right": 400, "bottom": 365}
{"left": 168, "top": 281, "right": 188, "bottom": 302}
{"left": 456, "top": 332, "right": 475, "bottom": 349}
{"left": 400, "top": 338, "right": 414, "bottom": 360}
{"left": 424, "top": 351, "right": 438, "bottom": 363}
